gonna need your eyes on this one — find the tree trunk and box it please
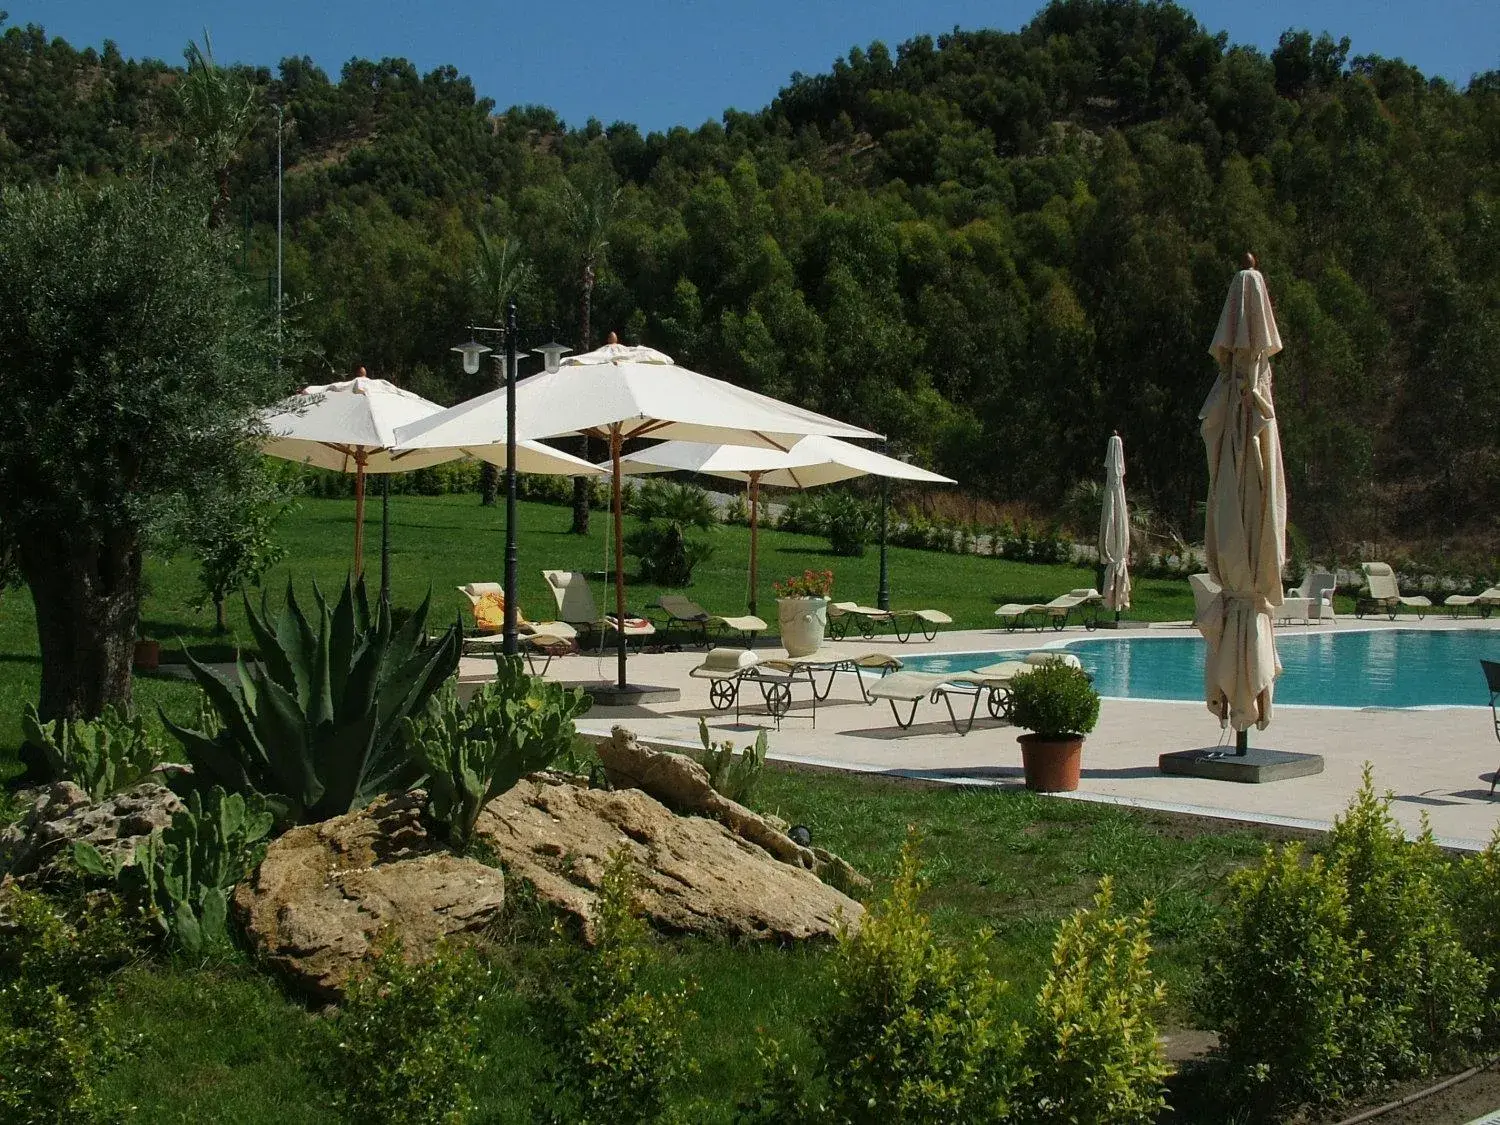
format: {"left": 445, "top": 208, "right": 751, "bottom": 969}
{"left": 479, "top": 461, "right": 499, "bottom": 506}
{"left": 570, "top": 261, "right": 596, "bottom": 536}
{"left": 19, "top": 529, "right": 142, "bottom": 778}
{"left": 214, "top": 594, "right": 228, "bottom": 634}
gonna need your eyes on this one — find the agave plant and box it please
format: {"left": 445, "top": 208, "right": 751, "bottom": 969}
{"left": 163, "top": 576, "right": 461, "bottom": 824}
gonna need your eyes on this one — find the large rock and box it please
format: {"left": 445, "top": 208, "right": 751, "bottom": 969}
{"left": 594, "top": 726, "right": 869, "bottom": 893}
{"left": 233, "top": 793, "right": 505, "bottom": 1001}
{"left": 0, "top": 780, "right": 183, "bottom": 881}
{"left": 478, "top": 773, "right": 862, "bottom": 943}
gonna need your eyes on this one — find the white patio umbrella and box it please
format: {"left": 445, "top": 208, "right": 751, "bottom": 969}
{"left": 394, "top": 339, "right": 881, "bottom": 692}
{"left": 615, "top": 435, "right": 953, "bottom": 615}
{"left": 261, "top": 375, "right": 601, "bottom": 579}
{"left": 1099, "top": 433, "right": 1131, "bottom": 618}
{"left": 1197, "top": 256, "right": 1287, "bottom": 748}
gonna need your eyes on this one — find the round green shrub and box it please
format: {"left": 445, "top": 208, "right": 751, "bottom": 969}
{"left": 1007, "top": 661, "right": 1100, "bottom": 738}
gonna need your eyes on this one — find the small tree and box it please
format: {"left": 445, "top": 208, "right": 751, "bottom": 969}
{"left": 0, "top": 178, "right": 285, "bottom": 723}
{"left": 178, "top": 464, "right": 298, "bottom": 632}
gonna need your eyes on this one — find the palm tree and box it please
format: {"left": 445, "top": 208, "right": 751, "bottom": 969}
{"left": 559, "top": 171, "right": 621, "bottom": 534}
{"left": 177, "top": 33, "right": 258, "bottom": 229}
{"left": 469, "top": 222, "right": 535, "bottom": 506}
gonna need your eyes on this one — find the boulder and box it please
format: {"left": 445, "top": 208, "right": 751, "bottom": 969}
{"left": 594, "top": 726, "right": 870, "bottom": 892}
{"left": 478, "top": 773, "right": 862, "bottom": 943}
{"left": 0, "top": 781, "right": 183, "bottom": 881}
{"left": 233, "top": 793, "right": 504, "bottom": 1001}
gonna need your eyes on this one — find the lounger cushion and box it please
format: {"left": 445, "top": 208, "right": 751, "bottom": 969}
{"left": 866, "top": 671, "right": 942, "bottom": 702}
{"left": 690, "top": 648, "right": 762, "bottom": 678}
{"left": 995, "top": 603, "right": 1040, "bottom": 617}
{"left": 716, "top": 614, "right": 768, "bottom": 633}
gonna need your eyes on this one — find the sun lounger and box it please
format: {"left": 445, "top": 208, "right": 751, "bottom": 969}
{"left": 542, "top": 570, "right": 657, "bottom": 647}
{"left": 455, "top": 582, "right": 578, "bottom": 671}
{"left": 649, "top": 594, "right": 766, "bottom": 648}
{"left": 827, "top": 602, "right": 954, "bottom": 642}
{"left": 993, "top": 589, "right": 1102, "bottom": 632}
{"left": 689, "top": 647, "right": 902, "bottom": 724}
{"left": 867, "top": 652, "right": 1084, "bottom": 734}
{"left": 1444, "top": 587, "right": 1500, "bottom": 619}
{"left": 1356, "top": 563, "right": 1432, "bottom": 620}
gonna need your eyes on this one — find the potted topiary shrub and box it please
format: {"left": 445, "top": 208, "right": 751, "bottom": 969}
{"left": 1007, "top": 658, "right": 1100, "bottom": 792}
{"left": 774, "top": 568, "right": 834, "bottom": 657}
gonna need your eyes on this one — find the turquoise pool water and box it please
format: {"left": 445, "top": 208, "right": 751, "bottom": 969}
{"left": 903, "top": 629, "right": 1500, "bottom": 709}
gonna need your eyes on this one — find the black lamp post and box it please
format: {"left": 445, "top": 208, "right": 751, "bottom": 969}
{"left": 452, "top": 309, "right": 570, "bottom": 657}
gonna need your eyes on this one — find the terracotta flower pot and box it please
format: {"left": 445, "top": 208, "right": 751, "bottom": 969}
{"left": 1018, "top": 733, "right": 1083, "bottom": 792}
{"left": 776, "top": 596, "right": 829, "bottom": 657}
{"left": 133, "top": 638, "right": 160, "bottom": 672}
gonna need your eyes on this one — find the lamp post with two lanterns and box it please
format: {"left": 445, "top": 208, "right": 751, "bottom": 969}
{"left": 451, "top": 301, "right": 570, "bottom": 656}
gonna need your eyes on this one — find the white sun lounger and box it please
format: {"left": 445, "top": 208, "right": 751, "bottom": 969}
{"left": 867, "top": 652, "right": 1084, "bottom": 734}
{"left": 994, "top": 589, "right": 1101, "bottom": 632}
{"left": 689, "top": 646, "right": 902, "bottom": 725}
{"left": 650, "top": 594, "right": 766, "bottom": 648}
{"left": 828, "top": 602, "right": 954, "bottom": 642}
{"left": 1357, "top": 563, "right": 1432, "bottom": 620}
{"left": 455, "top": 582, "right": 578, "bottom": 671}
{"left": 1444, "top": 587, "right": 1500, "bottom": 619}
{"left": 542, "top": 570, "right": 657, "bottom": 647}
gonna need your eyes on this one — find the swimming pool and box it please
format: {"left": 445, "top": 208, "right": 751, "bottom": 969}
{"left": 903, "top": 629, "right": 1500, "bottom": 709}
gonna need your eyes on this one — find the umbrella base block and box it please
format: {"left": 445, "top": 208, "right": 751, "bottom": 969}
{"left": 1091, "top": 619, "right": 1146, "bottom": 630}
{"left": 1158, "top": 746, "right": 1324, "bottom": 784}
{"left": 572, "top": 682, "right": 682, "bottom": 707}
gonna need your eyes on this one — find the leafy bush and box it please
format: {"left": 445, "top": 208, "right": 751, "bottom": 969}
{"left": 625, "top": 480, "right": 718, "bottom": 586}
{"left": 164, "top": 576, "right": 461, "bottom": 825}
{"left": 776, "top": 493, "right": 823, "bottom": 535}
{"left": 1007, "top": 661, "right": 1100, "bottom": 739}
{"left": 22, "top": 702, "right": 163, "bottom": 799}
{"left": 1019, "top": 878, "right": 1170, "bottom": 1124}
{"left": 819, "top": 491, "right": 878, "bottom": 557}
{"left": 76, "top": 786, "right": 273, "bottom": 955}
{"left": 0, "top": 889, "right": 140, "bottom": 1121}
{"left": 1450, "top": 826, "right": 1500, "bottom": 1031}
{"left": 405, "top": 659, "right": 590, "bottom": 851}
{"left": 694, "top": 718, "right": 767, "bottom": 804}
{"left": 723, "top": 492, "right": 750, "bottom": 526}
{"left": 328, "top": 938, "right": 492, "bottom": 1125}
{"left": 537, "top": 847, "right": 695, "bottom": 1124}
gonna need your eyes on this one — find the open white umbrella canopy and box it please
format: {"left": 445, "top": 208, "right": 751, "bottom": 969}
{"left": 1099, "top": 434, "right": 1131, "bottom": 614}
{"left": 1196, "top": 263, "right": 1287, "bottom": 734}
{"left": 394, "top": 341, "right": 882, "bottom": 690}
{"left": 616, "top": 435, "right": 954, "bottom": 614}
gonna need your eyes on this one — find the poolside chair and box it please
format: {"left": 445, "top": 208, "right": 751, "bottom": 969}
{"left": 541, "top": 570, "right": 656, "bottom": 648}
{"left": 993, "top": 589, "right": 1101, "bottom": 633}
{"left": 828, "top": 602, "right": 954, "bottom": 642}
{"left": 650, "top": 594, "right": 766, "bottom": 649}
{"left": 1444, "top": 586, "right": 1500, "bottom": 619}
{"left": 1485, "top": 660, "right": 1500, "bottom": 797}
{"left": 454, "top": 582, "right": 578, "bottom": 671}
{"left": 1287, "top": 570, "right": 1337, "bottom": 623}
{"left": 1357, "top": 563, "right": 1432, "bottom": 620}
{"left": 867, "top": 652, "right": 1085, "bottom": 734}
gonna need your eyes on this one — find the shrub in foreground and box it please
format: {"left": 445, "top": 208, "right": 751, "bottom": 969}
{"left": 693, "top": 718, "right": 767, "bottom": 804}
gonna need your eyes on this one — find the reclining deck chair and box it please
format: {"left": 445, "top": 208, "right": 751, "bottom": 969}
{"left": 1357, "top": 562, "right": 1432, "bottom": 620}
{"left": 455, "top": 582, "right": 577, "bottom": 672}
{"left": 828, "top": 602, "right": 954, "bottom": 642}
{"left": 1445, "top": 587, "right": 1500, "bottom": 619}
{"left": 541, "top": 570, "right": 656, "bottom": 649}
{"left": 993, "top": 589, "right": 1101, "bottom": 632}
{"left": 650, "top": 595, "right": 766, "bottom": 648}
{"left": 867, "top": 652, "right": 1086, "bottom": 734}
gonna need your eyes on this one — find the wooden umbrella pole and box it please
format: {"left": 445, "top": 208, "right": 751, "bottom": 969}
{"left": 611, "top": 427, "right": 627, "bottom": 690}
{"left": 352, "top": 452, "right": 367, "bottom": 579}
{"left": 748, "top": 473, "right": 760, "bottom": 617}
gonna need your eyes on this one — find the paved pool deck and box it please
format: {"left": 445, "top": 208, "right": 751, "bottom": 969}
{"left": 461, "top": 613, "right": 1500, "bottom": 850}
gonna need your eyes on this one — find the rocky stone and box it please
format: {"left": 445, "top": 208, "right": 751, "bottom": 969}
{"left": 232, "top": 792, "right": 504, "bottom": 1002}
{"left": 594, "top": 726, "right": 870, "bottom": 891}
{"left": 477, "top": 772, "right": 862, "bottom": 943}
{"left": 0, "top": 781, "right": 183, "bottom": 881}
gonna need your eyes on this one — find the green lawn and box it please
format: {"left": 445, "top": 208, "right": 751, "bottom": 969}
{"left": 0, "top": 494, "right": 1196, "bottom": 761}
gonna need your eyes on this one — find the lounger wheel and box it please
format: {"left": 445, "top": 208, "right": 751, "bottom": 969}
{"left": 760, "top": 681, "right": 792, "bottom": 717}
{"left": 709, "top": 680, "right": 737, "bottom": 710}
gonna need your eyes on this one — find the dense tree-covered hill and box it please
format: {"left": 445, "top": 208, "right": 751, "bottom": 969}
{"left": 1, "top": 2, "right": 1496, "bottom": 557}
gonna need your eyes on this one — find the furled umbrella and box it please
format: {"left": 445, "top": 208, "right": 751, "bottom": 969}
{"left": 260, "top": 375, "right": 603, "bottom": 591}
{"left": 1196, "top": 255, "right": 1287, "bottom": 751}
{"left": 393, "top": 339, "right": 880, "bottom": 694}
{"left": 1099, "top": 433, "right": 1131, "bottom": 622}
{"left": 615, "top": 435, "right": 953, "bottom": 616}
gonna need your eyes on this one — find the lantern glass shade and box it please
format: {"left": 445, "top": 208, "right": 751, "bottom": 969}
{"left": 452, "top": 338, "right": 491, "bottom": 376}
{"left": 531, "top": 339, "right": 572, "bottom": 375}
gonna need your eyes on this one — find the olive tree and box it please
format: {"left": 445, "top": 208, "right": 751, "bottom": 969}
{"left": 0, "top": 178, "right": 285, "bottom": 721}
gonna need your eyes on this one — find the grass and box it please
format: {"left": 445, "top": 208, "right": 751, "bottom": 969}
{"left": 84, "top": 765, "right": 1284, "bottom": 1122}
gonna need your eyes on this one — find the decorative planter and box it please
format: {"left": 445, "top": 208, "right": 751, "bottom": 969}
{"left": 1018, "top": 733, "right": 1083, "bottom": 792}
{"left": 133, "top": 639, "right": 161, "bottom": 672}
{"left": 777, "top": 596, "right": 829, "bottom": 657}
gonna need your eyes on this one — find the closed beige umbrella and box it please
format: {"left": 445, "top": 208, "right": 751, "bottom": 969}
{"left": 1196, "top": 256, "right": 1287, "bottom": 744}
{"left": 1099, "top": 433, "right": 1131, "bottom": 617}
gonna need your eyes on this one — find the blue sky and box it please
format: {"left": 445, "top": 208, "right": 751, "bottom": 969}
{"left": 12, "top": 1, "right": 1498, "bottom": 133}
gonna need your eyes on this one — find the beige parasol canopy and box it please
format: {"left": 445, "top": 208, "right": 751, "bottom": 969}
{"left": 1099, "top": 434, "right": 1131, "bottom": 614}
{"left": 1196, "top": 260, "right": 1287, "bottom": 733}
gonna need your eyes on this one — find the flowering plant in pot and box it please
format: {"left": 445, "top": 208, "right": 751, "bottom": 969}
{"left": 773, "top": 569, "right": 834, "bottom": 657}
{"left": 1007, "top": 659, "right": 1100, "bottom": 792}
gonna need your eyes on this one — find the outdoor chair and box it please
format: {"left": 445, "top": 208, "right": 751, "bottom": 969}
{"left": 454, "top": 582, "right": 578, "bottom": 671}
{"left": 1286, "top": 570, "right": 1337, "bottom": 622}
{"left": 649, "top": 594, "right": 766, "bottom": 649}
{"left": 1356, "top": 562, "right": 1432, "bottom": 620}
{"left": 1484, "top": 660, "right": 1500, "bottom": 797}
{"left": 541, "top": 570, "right": 656, "bottom": 649}
{"left": 1444, "top": 586, "right": 1500, "bottom": 619}
{"left": 867, "top": 652, "right": 1086, "bottom": 735}
{"left": 828, "top": 602, "right": 954, "bottom": 642}
{"left": 993, "top": 589, "right": 1101, "bottom": 633}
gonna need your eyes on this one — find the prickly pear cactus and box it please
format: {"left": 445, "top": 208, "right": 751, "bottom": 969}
{"left": 23, "top": 702, "right": 162, "bottom": 799}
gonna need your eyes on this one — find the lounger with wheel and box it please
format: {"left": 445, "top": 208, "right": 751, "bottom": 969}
{"left": 866, "top": 652, "right": 1083, "bottom": 735}
{"left": 690, "top": 647, "right": 901, "bottom": 715}
{"left": 650, "top": 594, "right": 766, "bottom": 648}
{"left": 827, "top": 602, "right": 954, "bottom": 642}
{"left": 687, "top": 648, "right": 817, "bottom": 727}
{"left": 542, "top": 570, "right": 657, "bottom": 648}
{"left": 994, "top": 589, "right": 1102, "bottom": 632}
{"left": 1444, "top": 587, "right": 1500, "bottom": 619}
{"left": 1356, "top": 563, "right": 1432, "bottom": 620}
